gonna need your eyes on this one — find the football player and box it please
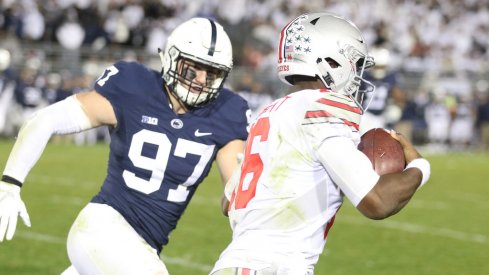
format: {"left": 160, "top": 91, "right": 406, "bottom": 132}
{"left": 0, "top": 17, "right": 250, "bottom": 274}
{"left": 359, "top": 46, "right": 405, "bottom": 135}
{"left": 212, "top": 12, "right": 430, "bottom": 275}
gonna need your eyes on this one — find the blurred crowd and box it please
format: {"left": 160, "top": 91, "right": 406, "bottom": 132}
{"left": 0, "top": 0, "right": 489, "bottom": 151}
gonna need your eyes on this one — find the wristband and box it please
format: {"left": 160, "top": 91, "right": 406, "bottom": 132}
{"left": 1, "top": 175, "right": 23, "bottom": 187}
{"left": 404, "top": 158, "right": 430, "bottom": 189}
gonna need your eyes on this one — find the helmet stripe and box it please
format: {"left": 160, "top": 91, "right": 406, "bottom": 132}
{"left": 208, "top": 19, "right": 217, "bottom": 56}
{"left": 278, "top": 19, "right": 294, "bottom": 63}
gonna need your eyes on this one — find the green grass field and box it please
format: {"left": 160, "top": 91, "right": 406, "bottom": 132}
{"left": 0, "top": 139, "right": 488, "bottom": 275}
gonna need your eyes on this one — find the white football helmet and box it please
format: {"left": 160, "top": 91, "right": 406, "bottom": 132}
{"left": 277, "top": 12, "right": 375, "bottom": 112}
{"left": 369, "top": 47, "right": 391, "bottom": 79}
{"left": 159, "top": 17, "right": 233, "bottom": 108}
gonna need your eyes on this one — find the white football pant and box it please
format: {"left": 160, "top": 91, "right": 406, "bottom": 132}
{"left": 62, "top": 203, "right": 169, "bottom": 275}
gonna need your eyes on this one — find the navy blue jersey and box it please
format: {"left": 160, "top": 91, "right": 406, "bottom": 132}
{"left": 363, "top": 71, "right": 398, "bottom": 115}
{"left": 90, "top": 61, "right": 249, "bottom": 254}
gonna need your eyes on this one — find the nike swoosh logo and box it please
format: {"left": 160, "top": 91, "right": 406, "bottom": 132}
{"left": 195, "top": 129, "right": 212, "bottom": 137}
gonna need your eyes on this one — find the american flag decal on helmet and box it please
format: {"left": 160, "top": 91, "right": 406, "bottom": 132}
{"left": 278, "top": 14, "right": 309, "bottom": 63}
{"left": 303, "top": 90, "right": 362, "bottom": 131}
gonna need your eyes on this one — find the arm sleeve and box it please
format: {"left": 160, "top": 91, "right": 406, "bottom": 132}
{"left": 316, "top": 136, "right": 379, "bottom": 206}
{"left": 3, "top": 96, "right": 92, "bottom": 183}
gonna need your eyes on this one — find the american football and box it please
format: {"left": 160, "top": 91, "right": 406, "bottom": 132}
{"left": 358, "top": 128, "right": 406, "bottom": 175}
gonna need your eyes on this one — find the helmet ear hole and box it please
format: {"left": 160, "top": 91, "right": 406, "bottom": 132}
{"left": 324, "top": 57, "right": 340, "bottom": 68}
{"left": 285, "top": 75, "right": 295, "bottom": 85}
{"left": 286, "top": 75, "right": 317, "bottom": 85}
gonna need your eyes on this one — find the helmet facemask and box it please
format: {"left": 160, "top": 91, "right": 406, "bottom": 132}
{"left": 315, "top": 44, "right": 375, "bottom": 114}
{"left": 342, "top": 44, "right": 376, "bottom": 112}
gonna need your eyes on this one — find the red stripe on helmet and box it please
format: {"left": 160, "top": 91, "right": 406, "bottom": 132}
{"left": 278, "top": 20, "right": 294, "bottom": 63}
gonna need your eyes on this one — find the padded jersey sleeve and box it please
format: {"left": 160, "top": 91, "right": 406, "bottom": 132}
{"left": 316, "top": 136, "right": 379, "bottom": 206}
{"left": 300, "top": 90, "right": 378, "bottom": 206}
{"left": 212, "top": 88, "right": 251, "bottom": 143}
{"left": 301, "top": 90, "right": 362, "bottom": 151}
{"left": 93, "top": 61, "right": 155, "bottom": 117}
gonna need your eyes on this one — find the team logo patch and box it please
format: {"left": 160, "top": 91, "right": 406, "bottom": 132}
{"left": 171, "top": 118, "right": 183, "bottom": 129}
{"left": 141, "top": 115, "right": 158, "bottom": 125}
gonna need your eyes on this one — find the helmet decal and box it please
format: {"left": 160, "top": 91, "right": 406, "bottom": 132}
{"left": 278, "top": 14, "right": 309, "bottom": 64}
{"left": 207, "top": 19, "right": 217, "bottom": 56}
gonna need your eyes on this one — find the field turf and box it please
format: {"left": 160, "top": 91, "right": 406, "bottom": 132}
{"left": 0, "top": 139, "right": 487, "bottom": 274}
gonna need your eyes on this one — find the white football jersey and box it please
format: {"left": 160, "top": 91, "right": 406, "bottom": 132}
{"left": 212, "top": 89, "right": 379, "bottom": 274}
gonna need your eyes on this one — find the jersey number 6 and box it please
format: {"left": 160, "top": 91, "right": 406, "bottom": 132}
{"left": 234, "top": 117, "right": 270, "bottom": 209}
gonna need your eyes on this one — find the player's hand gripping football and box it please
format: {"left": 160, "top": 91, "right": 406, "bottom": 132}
{"left": 0, "top": 181, "right": 31, "bottom": 242}
{"left": 389, "top": 130, "right": 422, "bottom": 163}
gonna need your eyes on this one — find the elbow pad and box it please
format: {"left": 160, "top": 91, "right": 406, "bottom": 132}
{"left": 38, "top": 95, "right": 92, "bottom": 135}
{"left": 3, "top": 96, "right": 92, "bottom": 183}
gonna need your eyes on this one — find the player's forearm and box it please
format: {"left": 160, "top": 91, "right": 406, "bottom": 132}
{"left": 376, "top": 169, "right": 422, "bottom": 217}
{"left": 357, "top": 167, "right": 423, "bottom": 220}
{"left": 3, "top": 96, "right": 92, "bottom": 183}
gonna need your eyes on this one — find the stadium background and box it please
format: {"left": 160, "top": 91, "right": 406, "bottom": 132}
{"left": 0, "top": 0, "right": 488, "bottom": 274}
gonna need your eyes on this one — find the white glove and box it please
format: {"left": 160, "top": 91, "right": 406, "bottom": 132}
{"left": 0, "top": 181, "right": 31, "bottom": 242}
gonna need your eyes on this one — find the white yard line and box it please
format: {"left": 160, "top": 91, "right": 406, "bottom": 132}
{"left": 15, "top": 213, "right": 487, "bottom": 274}
{"left": 16, "top": 230, "right": 213, "bottom": 272}
{"left": 29, "top": 173, "right": 489, "bottom": 209}
{"left": 189, "top": 195, "right": 220, "bottom": 206}
{"left": 48, "top": 195, "right": 87, "bottom": 206}
{"left": 444, "top": 192, "right": 489, "bottom": 209}
{"left": 162, "top": 255, "right": 213, "bottom": 272}
{"left": 29, "top": 174, "right": 99, "bottom": 188}
{"left": 17, "top": 231, "right": 65, "bottom": 244}
{"left": 339, "top": 215, "right": 488, "bottom": 244}
{"left": 20, "top": 173, "right": 487, "bottom": 272}
{"left": 408, "top": 200, "right": 449, "bottom": 210}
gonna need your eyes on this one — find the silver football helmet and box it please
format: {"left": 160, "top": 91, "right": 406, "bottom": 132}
{"left": 159, "top": 17, "right": 233, "bottom": 108}
{"left": 277, "top": 12, "right": 375, "bottom": 112}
